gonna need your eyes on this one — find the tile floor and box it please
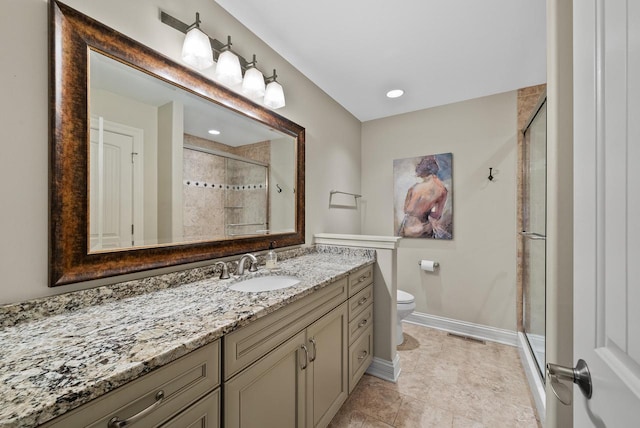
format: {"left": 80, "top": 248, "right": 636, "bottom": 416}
{"left": 329, "top": 323, "right": 542, "bottom": 428}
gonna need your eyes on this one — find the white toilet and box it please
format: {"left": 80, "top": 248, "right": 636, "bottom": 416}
{"left": 396, "top": 289, "right": 416, "bottom": 346}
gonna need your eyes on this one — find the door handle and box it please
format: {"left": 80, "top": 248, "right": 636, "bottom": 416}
{"left": 546, "top": 359, "right": 592, "bottom": 405}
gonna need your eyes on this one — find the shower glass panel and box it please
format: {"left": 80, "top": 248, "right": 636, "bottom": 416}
{"left": 522, "top": 99, "right": 547, "bottom": 378}
{"left": 182, "top": 146, "right": 269, "bottom": 240}
{"left": 225, "top": 158, "right": 268, "bottom": 237}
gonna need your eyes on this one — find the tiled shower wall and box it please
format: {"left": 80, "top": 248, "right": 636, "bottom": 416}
{"left": 516, "top": 84, "right": 546, "bottom": 331}
{"left": 182, "top": 134, "right": 270, "bottom": 241}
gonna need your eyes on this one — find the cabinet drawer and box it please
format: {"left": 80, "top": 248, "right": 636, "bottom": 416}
{"left": 348, "top": 285, "right": 373, "bottom": 321}
{"left": 43, "top": 341, "right": 220, "bottom": 428}
{"left": 224, "top": 277, "right": 348, "bottom": 380}
{"left": 348, "top": 326, "right": 373, "bottom": 393}
{"left": 348, "top": 265, "right": 373, "bottom": 297}
{"left": 348, "top": 303, "right": 372, "bottom": 345}
{"left": 161, "top": 389, "right": 220, "bottom": 428}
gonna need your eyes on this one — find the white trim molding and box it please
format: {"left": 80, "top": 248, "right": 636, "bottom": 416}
{"left": 518, "top": 332, "right": 546, "bottom": 424}
{"left": 314, "top": 233, "right": 401, "bottom": 250}
{"left": 366, "top": 354, "right": 401, "bottom": 383}
{"left": 404, "top": 311, "right": 518, "bottom": 347}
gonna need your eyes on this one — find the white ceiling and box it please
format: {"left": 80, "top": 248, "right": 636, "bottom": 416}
{"left": 215, "top": 0, "right": 547, "bottom": 122}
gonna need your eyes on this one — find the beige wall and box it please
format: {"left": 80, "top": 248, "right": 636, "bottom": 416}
{"left": 157, "top": 101, "right": 184, "bottom": 243}
{"left": 270, "top": 138, "right": 296, "bottom": 233}
{"left": 545, "top": 0, "right": 573, "bottom": 426}
{"left": 361, "top": 92, "right": 518, "bottom": 331}
{"left": 0, "top": 0, "right": 361, "bottom": 304}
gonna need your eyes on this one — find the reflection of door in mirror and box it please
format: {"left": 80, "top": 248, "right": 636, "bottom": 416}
{"left": 89, "top": 118, "right": 144, "bottom": 251}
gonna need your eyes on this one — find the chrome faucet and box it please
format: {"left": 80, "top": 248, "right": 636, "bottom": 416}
{"left": 214, "top": 261, "right": 230, "bottom": 279}
{"left": 237, "top": 253, "right": 258, "bottom": 275}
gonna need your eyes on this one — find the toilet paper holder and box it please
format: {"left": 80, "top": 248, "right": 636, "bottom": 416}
{"left": 417, "top": 261, "right": 439, "bottom": 268}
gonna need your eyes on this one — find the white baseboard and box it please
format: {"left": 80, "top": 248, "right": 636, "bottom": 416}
{"left": 517, "top": 332, "right": 546, "bottom": 424}
{"left": 366, "top": 354, "right": 401, "bottom": 383}
{"left": 404, "top": 311, "right": 518, "bottom": 347}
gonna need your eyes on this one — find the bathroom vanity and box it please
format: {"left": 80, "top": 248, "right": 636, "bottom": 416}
{"left": 0, "top": 247, "right": 374, "bottom": 427}
{"left": 4, "top": 4, "right": 379, "bottom": 427}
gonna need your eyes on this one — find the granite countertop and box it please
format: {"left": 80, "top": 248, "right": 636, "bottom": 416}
{"left": 0, "top": 246, "right": 375, "bottom": 427}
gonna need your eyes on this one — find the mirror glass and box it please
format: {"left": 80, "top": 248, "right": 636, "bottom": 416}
{"left": 89, "top": 51, "right": 296, "bottom": 252}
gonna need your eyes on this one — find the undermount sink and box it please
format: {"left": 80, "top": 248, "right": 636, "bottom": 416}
{"left": 228, "top": 275, "right": 300, "bottom": 292}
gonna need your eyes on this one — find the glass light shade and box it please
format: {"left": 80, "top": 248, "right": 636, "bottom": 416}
{"left": 214, "top": 50, "right": 243, "bottom": 86}
{"left": 264, "top": 81, "right": 286, "bottom": 109}
{"left": 241, "top": 67, "right": 266, "bottom": 98}
{"left": 181, "top": 27, "right": 214, "bottom": 70}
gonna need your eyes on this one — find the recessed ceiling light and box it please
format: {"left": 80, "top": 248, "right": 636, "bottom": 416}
{"left": 208, "top": 129, "right": 221, "bottom": 135}
{"left": 386, "top": 89, "right": 404, "bottom": 99}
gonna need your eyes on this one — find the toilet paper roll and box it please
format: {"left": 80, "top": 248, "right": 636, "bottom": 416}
{"left": 420, "top": 260, "right": 437, "bottom": 272}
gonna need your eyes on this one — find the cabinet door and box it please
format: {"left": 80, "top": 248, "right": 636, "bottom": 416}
{"left": 348, "top": 326, "right": 373, "bottom": 393}
{"left": 306, "top": 302, "right": 348, "bottom": 428}
{"left": 225, "top": 331, "right": 306, "bottom": 428}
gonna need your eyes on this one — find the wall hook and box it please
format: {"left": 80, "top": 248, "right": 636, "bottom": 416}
{"left": 488, "top": 167, "right": 494, "bottom": 181}
{"left": 276, "top": 184, "right": 282, "bottom": 193}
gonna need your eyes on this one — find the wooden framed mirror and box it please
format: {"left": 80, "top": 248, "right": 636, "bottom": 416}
{"left": 49, "top": 1, "right": 305, "bottom": 286}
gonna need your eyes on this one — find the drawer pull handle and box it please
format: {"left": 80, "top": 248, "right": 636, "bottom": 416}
{"left": 357, "top": 297, "right": 368, "bottom": 306}
{"left": 309, "top": 338, "right": 317, "bottom": 362}
{"left": 358, "top": 350, "right": 368, "bottom": 360}
{"left": 358, "top": 275, "right": 367, "bottom": 283}
{"left": 108, "top": 390, "right": 165, "bottom": 428}
{"left": 300, "top": 345, "right": 309, "bottom": 370}
{"left": 358, "top": 318, "right": 368, "bottom": 328}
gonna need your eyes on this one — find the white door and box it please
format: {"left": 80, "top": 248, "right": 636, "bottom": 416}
{"left": 573, "top": 0, "right": 640, "bottom": 425}
{"left": 89, "top": 118, "right": 144, "bottom": 250}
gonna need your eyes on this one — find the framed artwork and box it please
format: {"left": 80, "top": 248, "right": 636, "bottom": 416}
{"left": 394, "top": 153, "right": 453, "bottom": 239}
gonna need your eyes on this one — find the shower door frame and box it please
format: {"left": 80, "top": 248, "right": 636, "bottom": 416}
{"left": 521, "top": 93, "right": 548, "bottom": 380}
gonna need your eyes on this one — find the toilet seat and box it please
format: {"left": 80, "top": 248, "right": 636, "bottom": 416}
{"left": 397, "top": 289, "right": 415, "bottom": 304}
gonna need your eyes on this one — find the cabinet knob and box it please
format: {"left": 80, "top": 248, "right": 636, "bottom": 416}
{"left": 358, "top": 318, "right": 368, "bottom": 328}
{"left": 358, "top": 350, "right": 368, "bottom": 360}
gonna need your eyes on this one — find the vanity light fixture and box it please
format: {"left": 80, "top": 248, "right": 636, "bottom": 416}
{"left": 386, "top": 89, "right": 404, "bottom": 98}
{"left": 180, "top": 13, "right": 214, "bottom": 70}
{"left": 160, "top": 11, "right": 286, "bottom": 109}
{"left": 264, "top": 69, "right": 286, "bottom": 109}
{"left": 241, "top": 55, "right": 266, "bottom": 98}
{"left": 214, "top": 36, "right": 243, "bottom": 86}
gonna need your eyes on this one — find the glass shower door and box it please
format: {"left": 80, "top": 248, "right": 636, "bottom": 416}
{"left": 225, "top": 158, "right": 268, "bottom": 237}
{"left": 522, "top": 99, "right": 547, "bottom": 377}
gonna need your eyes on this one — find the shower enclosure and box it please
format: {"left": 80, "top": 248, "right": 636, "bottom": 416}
{"left": 224, "top": 158, "right": 269, "bottom": 237}
{"left": 182, "top": 145, "right": 269, "bottom": 241}
{"left": 521, "top": 96, "right": 547, "bottom": 378}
